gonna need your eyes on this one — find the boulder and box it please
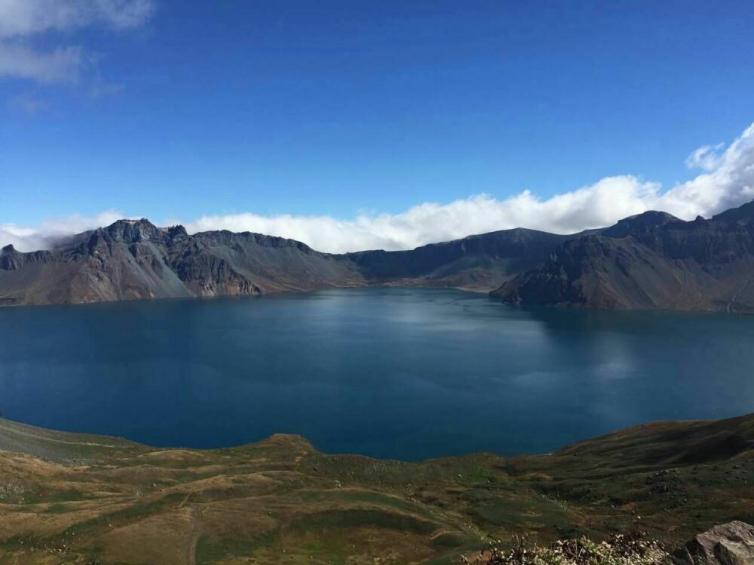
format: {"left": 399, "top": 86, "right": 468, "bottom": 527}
{"left": 670, "top": 521, "right": 754, "bottom": 564}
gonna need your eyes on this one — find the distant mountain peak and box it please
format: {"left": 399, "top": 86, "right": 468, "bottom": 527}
{"left": 101, "top": 218, "right": 161, "bottom": 243}
{"left": 618, "top": 209, "right": 680, "bottom": 226}
{"left": 106, "top": 218, "right": 157, "bottom": 229}
{"left": 4, "top": 199, "right": 754, "bottom": 310}
{"left": 604, "top": 210, "right": 682, "bottom": 238}
{"left": 712, "top": 199, "right": 754, "bottom": 224}
{"left": 493, "top": 198, "right": 754, "bottom": 311}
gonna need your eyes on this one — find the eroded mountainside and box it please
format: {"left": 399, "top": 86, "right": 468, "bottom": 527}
{"left": 493, "top": 201, "right": 754, "bottom": 311}
{"left": 5, "top": 198, "right": 754, "bottom": 310}
{"left": 1, "top": 414, "right": 753, "bottom": 563}
{"left": 0, "top": 221, "right": 364, "bottom": 305}
{"left": 347, "top": 228, "right": 569, "bottom": 290}
{"left": 0, "top": 219, "right": 568, "bottom": 306}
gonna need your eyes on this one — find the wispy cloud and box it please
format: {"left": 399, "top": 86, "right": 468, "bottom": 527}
{"left": 0, "top": 0, "right": 154, "bottom": 37}
{"left": 3, "top": 122, "right": 754, "bottom": 254}
{"left": 0, "top": 0, "right": 154, "bottom": 84}
{"left": 685, "top": 142, "right": 725, "bottom": 172}
{"left": 0, "top": 44, "right": 85, "bottom": 83}
{"left": 1, "top": 210, "right": 125, "bottom": 251}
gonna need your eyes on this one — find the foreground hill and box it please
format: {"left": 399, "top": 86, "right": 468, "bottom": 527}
{"left": 493, "top": 201, "right": 754, "bottom": 311}
{"left": 1, "top": 414, "right": 753, "bottom": 563}
{"left": 0, "top": 220, "right": 569, "bottom": 306}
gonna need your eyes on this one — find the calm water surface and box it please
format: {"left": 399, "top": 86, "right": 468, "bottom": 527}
{"left": 1, "top": 288, "right": 753, "bottom": 459}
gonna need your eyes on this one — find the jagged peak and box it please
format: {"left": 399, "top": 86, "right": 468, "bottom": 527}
{"left": 160, "top": 224, "right": 189, "bottom": 240}
{"left": 166, "top": 224, "right": 188, "bottom": 234}
{"left": 105, "top": 218, "right": 157, "bottom": 229}
{"left": 1, "top": 244, "right": 16, "bottom": 254}
{"left": 99, "top": 218, "right": 161, "bottom": 243}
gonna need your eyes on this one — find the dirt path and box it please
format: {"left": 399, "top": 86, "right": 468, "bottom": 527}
{"left": 186, "top": 504, "right": 204, "bottom": 565}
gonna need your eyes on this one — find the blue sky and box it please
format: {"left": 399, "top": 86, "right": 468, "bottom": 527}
{"left": 1, "top": 0, "right": 754, "bottom": 252}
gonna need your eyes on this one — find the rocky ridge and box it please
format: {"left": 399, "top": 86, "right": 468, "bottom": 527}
{"left": 0, "top": 219, "right": 570, "bottom": 306}
{"left": 493, "top": 200, "right": 754, "bottom": 311}
{"left": 4, "top": 199, "right": 754, "bottom": 310}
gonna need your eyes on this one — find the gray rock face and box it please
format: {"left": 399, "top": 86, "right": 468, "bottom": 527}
{"left": 670, "top": 521, "right": 754, "bottom": 564}
{"left": 0, "top": 219, "right": 567, "bottom": 306}
{"left": 347, "top": 228, "right": 572, "bottom": 290}
{"left": 5, "top": 199, "right": 754, "bottom": 309}
{"left": 493, "top": 199, "right": 754, "bottom": 311}
{"left": 0, "top": 219, "right": 364, "bottom": 305}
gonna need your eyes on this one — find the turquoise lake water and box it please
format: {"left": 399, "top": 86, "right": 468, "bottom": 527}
{"left": 1, "top": 288, "right": 753, "bottom": 459}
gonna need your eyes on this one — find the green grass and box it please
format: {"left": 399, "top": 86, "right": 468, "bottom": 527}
{"left": 196, "top": 530, "right": 279, "bottom": 564}
{"left": 290, "top": 508, "right": 439, "bottom": 535}
{"left": 2, "top": 414, "right": 754, "bottom": 562}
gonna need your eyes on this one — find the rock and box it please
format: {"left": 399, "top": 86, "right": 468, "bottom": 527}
{"left": 5, "top": 198, "right": 754, "bottom": 308}
{"left": 670, "top": 521, "right": 754, "bottom": 564}
{"left": 492, "top": 199, "right": 754, "bottom": 311}
{"left": 0, "top": 219, "right": 573, "bottom": 306}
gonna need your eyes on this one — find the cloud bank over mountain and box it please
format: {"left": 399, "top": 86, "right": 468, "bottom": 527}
{"left": 1, "top": 211, "right": 124, "bottom": 252}
{"left": 2, "top": 122, "right": 754, "bottom": 253}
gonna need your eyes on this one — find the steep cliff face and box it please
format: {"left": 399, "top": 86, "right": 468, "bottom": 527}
{"left": 0, "top": 220, "right": 364, "bottom": 306}
{"left": 493, "top": 201, "right": 754, "bottom": 311}
{"left": 5, "top": 200, "right": 754, "bottom": 309}
{"left": 171, "top": 230, "right": 364, "bottom": 295}
{"left": 1, "top": 219, "right": 563, "bottom": 306}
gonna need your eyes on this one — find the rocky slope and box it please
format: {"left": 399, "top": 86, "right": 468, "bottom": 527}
{"left": 0, "top": 219, "right": 569, "bottom": 306}
{"left": 347, "top": 228, "right": 570, "bottom": 290}
{"left": 5, "top": 198, "right": 754, "bottom": 310}
{"left": 0, "top": 220, "right": 364, "bottom": 306}
{"left": 481, "top": 521, "right": 754, "bottom": 564}
{"left": 493, "top": 201, "right": 754, "bottom": 311}
{"left": 1, "top": 413, "right": 753, "bottom": 563}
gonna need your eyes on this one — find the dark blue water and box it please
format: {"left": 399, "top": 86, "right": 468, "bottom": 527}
{"left": 1, "top": 288, "right": 753, "bottom": 459}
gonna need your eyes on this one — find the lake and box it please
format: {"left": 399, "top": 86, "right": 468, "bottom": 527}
{"left": 1, "top": 288, "right": 753, "bottom": 460}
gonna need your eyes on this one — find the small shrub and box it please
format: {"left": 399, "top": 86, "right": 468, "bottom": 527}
{"left": 481, "top": 531, "right": 667, "bottom": 564}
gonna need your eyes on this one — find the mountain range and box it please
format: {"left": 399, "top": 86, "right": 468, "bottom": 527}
{"left": 2, "top": 198, "right": 754, "bottom": 311}
{"left": 494, "top": 200, "right": 754, "bottom": 312}
{"left": 0, "top": 218, "right": 568, "bottom": 306}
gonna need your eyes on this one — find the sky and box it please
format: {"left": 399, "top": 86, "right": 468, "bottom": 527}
{"left": 1, "top": 0, "right": 754, "bottom": 252}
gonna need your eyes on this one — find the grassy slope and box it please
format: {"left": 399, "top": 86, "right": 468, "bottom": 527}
{"left": 0, "top": 415, "right": 753, "bottom": 564}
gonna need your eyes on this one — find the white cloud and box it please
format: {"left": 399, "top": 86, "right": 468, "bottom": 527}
{"left": 685, "top": 143, "right": 724, "bottom": 171}
{"left": 185, "top": 177, "right": 658, "bottom": 253}
{"left": 659, "top": 122, "right": 754, "bottom": 219}
{"left": 185, "top": 120, "right": 754, "bottom": 252}
{"left": 0, "top": 0, "right": 154, "bottom": 37}
{"left": 3, "top": 122, "right": 754, "bottom": 254}
{"left": 0, "top": 43, "right": 84, "bottom": 83}
{"left": 1, "top": 210, "right": 125, "bottom": 251}
{"left": 0, "top": 0, "right": 153, "bottom": 84}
